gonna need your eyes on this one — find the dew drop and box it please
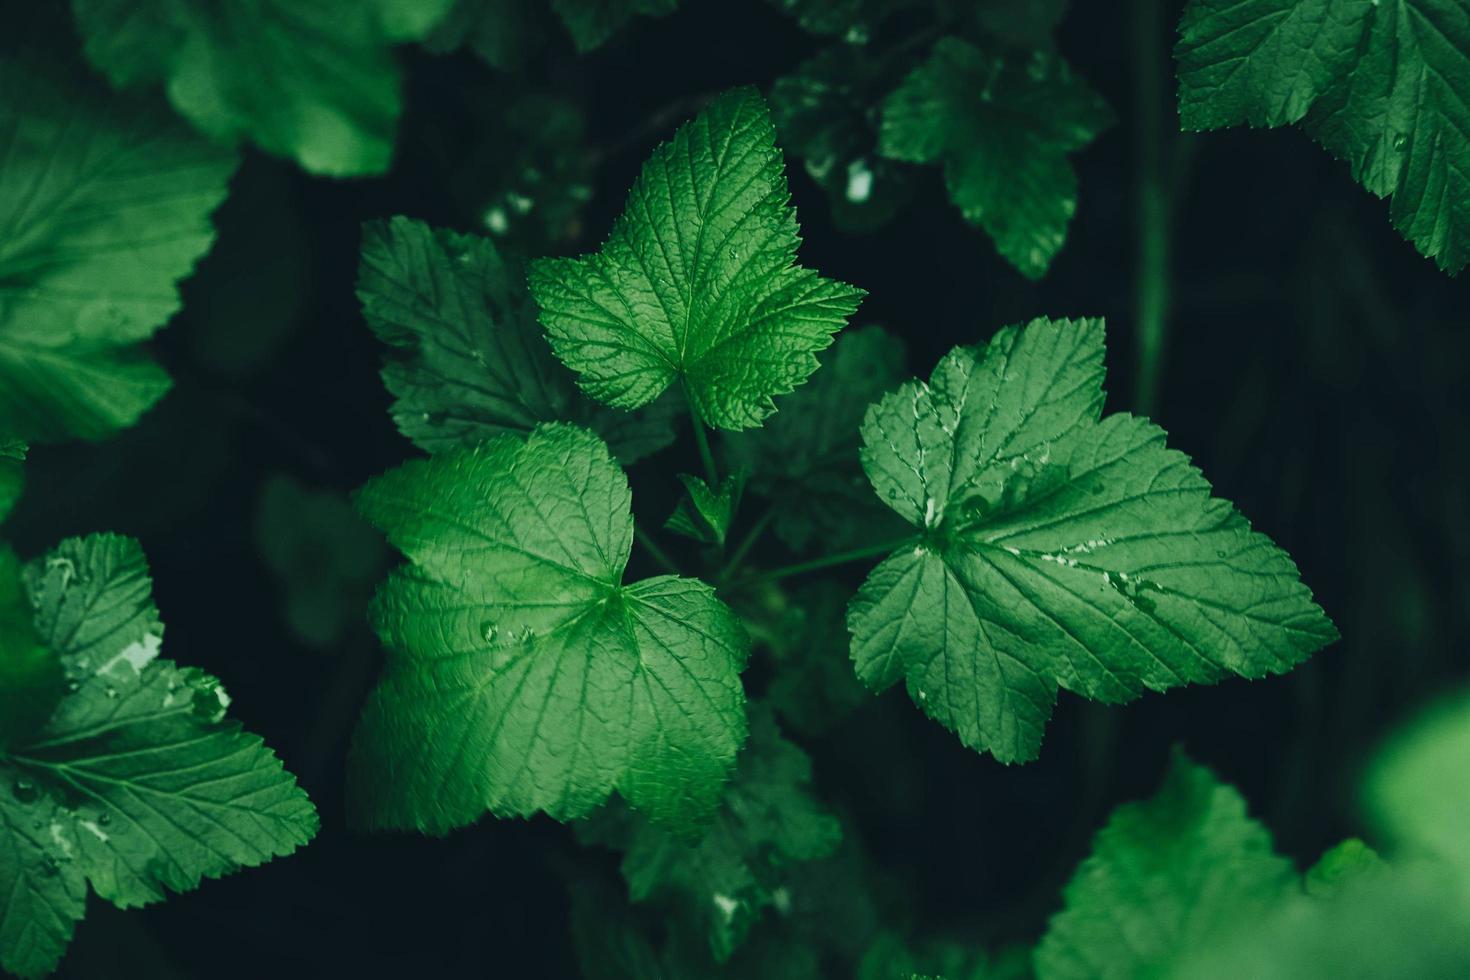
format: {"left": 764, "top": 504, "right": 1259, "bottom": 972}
{"left": 12, "top": 779, "right": 39, "bottom": 804}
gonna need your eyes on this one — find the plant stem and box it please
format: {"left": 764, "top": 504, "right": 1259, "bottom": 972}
{"left": 719, "top": 506, "right": 775, "bottom": 583}
{"left": 634, "top": 524, "right": 680, "bottom": 575}
{"left": 1132, "top": 0, "right": 1171, "bottom": 418}
{"left": 686, "top": 391, "right": 719, "bottom": 487}
{"left": 729, "top": 536, "right": 915, "bottom": 589}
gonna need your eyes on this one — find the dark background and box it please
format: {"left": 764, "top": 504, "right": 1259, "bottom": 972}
{"left": 10, "top": 0, "right": 1470, "bottom": 976}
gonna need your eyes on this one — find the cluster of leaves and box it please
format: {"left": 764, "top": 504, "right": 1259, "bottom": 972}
{"left": 343, "top": 78, "right": 1345, "bottom": 973}
{"left": 3, "top": 0, "right": 1468, "bottom": 975}
{"left": 768, "top": 0, "right": 1113, "bottom": 277}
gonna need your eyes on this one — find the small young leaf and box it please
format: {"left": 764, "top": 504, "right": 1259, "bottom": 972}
{"left": 71, "top": 0, "right": 452, "bottom": 175}
{"left": 1176, "top": 0, "right": 1470, "bottom": 273}
{"left": 724, "top": 325, "right": 910, "bottom": 552}
{"left": 0, "top": 50, "right": 234, "bottom": 443}
{"left": 582, "top": 707, "right": 841, "bottom": 962}
{"left": 880, "top": 38, "right": 1112, "bottom": 279}
{"left": 359, "top": 217, "right": 676, "bottom": 463}
{"left": 1303, "top": 838, "right": 1384, "bottom": 897}
{"left": 528, "top": 87, "right": 866, "bottom": 430}
{"left": 351, "top": 424, "right": 749, "bottom": 833}
{"left": 666, "top": 473, "right": 746, "bottom": 547}
{"left": 0, "top": 535, "right": 317, "bottom": 980}
{"left": 848, "top": 317, "right": 1336, "bottom": 762}
{"left": 1033, "top": 750, "right": 1297, "bottom": 979}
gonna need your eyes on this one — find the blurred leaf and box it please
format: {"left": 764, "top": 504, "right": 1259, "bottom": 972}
{"left": 0, "top": 45, "right": 234, "bottom": 443}
{"left": 72, "top": 0, "right": 453, "bottom": 175}
{"left": 580, "top": 707, "right": 841, "bottom": 962}
{"left": 255, "top": 475, "right": 387, "bottom": 649}
{"left": 0, "top": 548, "right": 62, "bottom": 751}
{"left": 1034, "top": 750, "right": 1296, "bottom": 979}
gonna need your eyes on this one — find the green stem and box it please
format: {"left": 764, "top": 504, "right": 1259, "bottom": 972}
{"left": 686, "top": 391, "right": 719, "bottom": 487}
{"left": 1132, "top": 0, "right": 1171, "bottom": 418}
{"left": 634, "top": 525, "right": 680, "bottom": 576}
{"left": 729, "top": 536, "right": 915, "bottom": 589}
{"left": 719, "top": 506, "right": 775, "bottom": 583}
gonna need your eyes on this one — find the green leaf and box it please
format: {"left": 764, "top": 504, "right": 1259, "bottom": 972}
{"left": 724, "top": 325, "right": 909, "bottom": 552}
{"left": 583, "top": 707, "right": 841, "bottom": 962}
{"left": 552, "top": 0, "right": 678, "bottom": 51}
{"left": 0, "top": 549, "right": 62, "bottom": 752}
{"left": 1303, "top": 838, "right": 1384, "bottom": 897}
{"left": 1033, "top": 750, "right": 1297, "bottom": 980}
{"left": 359, "top": 217, "right": 677, "bottom": 463}
{"left": 1362, "top": 686, "right": 1470, "bottom": 873}
{"left": 0, "top": 534, "right": 318, "bottom": 979}
{"left": 255, "top": 475, "right": 388, "bottom": 649}
{"left": 1176, "top": 0, "right": 1470, "bottom": 273}
{"left": 879, "top": 38, "right": 1113, "bottom": 279}
{"left": 0, "top": 50, "right": 234, "bottom": 443}
{"left": 0, "top": 442, "right": 24, "bottom": 523}
{"left": 667, "top": 473, "right": 746, "bottom": 547}
{"left": 772, "top": 47, "right": 919, "bottom": 235}
{"left": 528, "top": 87, "right": 866, "bottom": 431}
{"left": 848, "top": 317, "right": 1336, "bottom": 762}
{"left": 351, "top": 424, "right": 750, "bottom": 833}
{"left": 71, "top": 0, "right": 453, "bottom": 176}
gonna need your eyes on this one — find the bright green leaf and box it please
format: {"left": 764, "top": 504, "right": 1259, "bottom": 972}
{"left": 1034, "top": 750, "right": 1297, "bottom": 980}
{"left": 0, "top": 534, "right": 317, "bottom": 980}
{"left": 71, "top": 0, "right": 453, "bottom": 175}
{"left": 0, "top": 51, "right": 234, "bottom": 443}
{"left": 667, "top": 472, "right": 746, "bottom": 547}
{"left": 528, "top": 87, "right": 866, "bottom": 431}
{"left": 359, "top": 216, "right": 677, "bottom": 463}
{"left": 1176, "top": 0, "right": 1470, "bottom": 273}
{"left": 724, "top": 325, "right": 909, "bottom": 552}
{"left": 879, "top": 38, "right": 1112, "bottom": 279}
{"left": 351, "top": 424, "right": 749, "bottom": 833}
{"left": 848, "top": 317, "right": 1336, "bottom": 762}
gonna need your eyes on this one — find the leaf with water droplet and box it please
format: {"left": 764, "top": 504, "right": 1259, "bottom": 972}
{"left": 850, "top": 317, "right": 1337, "bottom": 762}
{"left": 0, "top": 533, "right": 317, "bottom": 979}
{"left": 1176, "top": 0, "right": 1470, "bottom": 273}
{"left": 352, "top": 424, "right": 749, "bottom": 835}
